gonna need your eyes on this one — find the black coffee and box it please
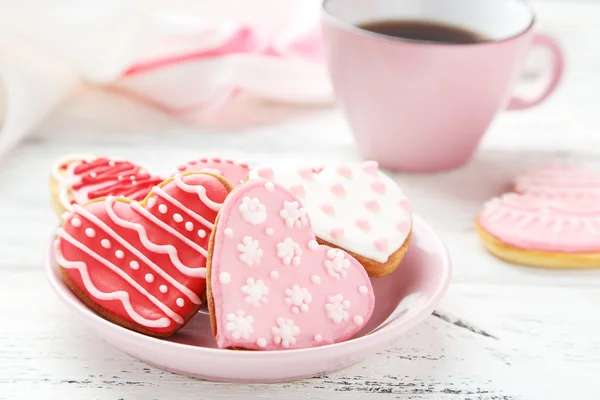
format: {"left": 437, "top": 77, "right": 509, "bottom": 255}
{"left": 358, "top": 20, "right": 487, "bottom": 44}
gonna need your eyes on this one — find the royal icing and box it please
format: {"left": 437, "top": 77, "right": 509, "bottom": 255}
{"left": 176, "top": 157, "right": 250, "bottom": 186}
{"left": 55, "top": 173, "right": 230, "bottom": 336}
{"left": 209, "top": 180, "right": 375, "bottom": 350}
{"left": 514, "top": 164, "right": 600, "bottom": 198}
{"left": 52, "top": 154, "right": 164, "bottom": 213}
{"left": 248, "top": 162, "right": 412, "bottom": 263}
{"left": 478, "top": 193, "right": 600, "bottom": 252}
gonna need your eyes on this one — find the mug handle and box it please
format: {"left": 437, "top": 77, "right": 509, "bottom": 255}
{"left": 507, "top": 32, "right": 565, "bottom": 111}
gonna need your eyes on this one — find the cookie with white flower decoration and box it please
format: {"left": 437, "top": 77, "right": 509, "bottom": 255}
{"left": 476, "top": 193, "right": 600, "bottom": 269}
{"left": 206, "top": 180, "right": 375, "bottom": 350}
{"left": 247, "top": 162, "right": 412, "bottom": 277}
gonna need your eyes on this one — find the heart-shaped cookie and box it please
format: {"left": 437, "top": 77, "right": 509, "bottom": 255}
{"left": 476, "top": 193, "right": 600, "bottom": 268}
{"left": 176, "top": 157, "right": 249, "bottom": 186}
{"left": 51, "top": 154, "right": 164, "bottom": 216}
{"left": 514, "top": 164, "right": 600, "bottom": 198}
{"left": 54, "top": 172, "right": 232, "bottom": 337}
{"left": 248, "top": 162, "right": 412, "bottom": 277}
{"left": 207, "top": 180, "right": 375, "bottom": 350}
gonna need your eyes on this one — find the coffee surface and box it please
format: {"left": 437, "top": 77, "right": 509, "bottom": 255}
{"left": 359, "top": 20, "right": 487, "bottom": 43}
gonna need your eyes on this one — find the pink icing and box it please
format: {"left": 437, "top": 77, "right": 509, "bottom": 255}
{"left": 176, "top": 157, "right": 249, "bottom": 186}
{"left": 320, "top": 204, "right": 335, "bottom": 216}
{"left": 255, "top": 167, "right": 275, "bottom": 180}
{"left": 330, "top": 183, "right": 346, "bottom": 197}
{"left": 371, "top": 180, "right": 386, "bottom": 194}
{"left": 514, "top": 164, "right": 600, "bottom": 198}
{"left": 330, "top": 227, "right": 345, "bottom": 240}
{"left": 289, "top": 184, "right": 306, "bottom": 198}
{"left": 374, "top": 238, "right": 389, "bottom": 253}
{"left": 298, "top": 168, "right": 315, "bottom": 181}
{"left": 355, "top": 218, "right": 371, "bottom": 232}
{"left": 478, "top": 193, "right": 600, "bottom": 252}
{"left": 336, "top": 165, "right": 353, "bottom": 179}
{"left": 364, "top": 200, "right": 380, "bottom": 213}
{"left": 55, "top": 173, "right": 230, "bottom": 336}
{"left": 209, "top": 180, "right": 375, "bottom": 350}
{"left": 362, "top": 161, "right": 379, "bottom": 176}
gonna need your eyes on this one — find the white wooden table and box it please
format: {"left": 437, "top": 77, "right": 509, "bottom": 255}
{"left": 1, "top": 1, "right": 599, "bottom": 399}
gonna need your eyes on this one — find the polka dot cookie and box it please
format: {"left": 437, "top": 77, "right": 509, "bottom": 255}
{"left": 206, "top": 180, "right": 375, "bottom": 350}
{"left": 176, "top": 157, "right": 250, "bottom": 187}
{"left": 54, "top": 172, "right": 232, "bottom": 337}
{"left": 248, "top": 162, "right": 412, "bottom": 277}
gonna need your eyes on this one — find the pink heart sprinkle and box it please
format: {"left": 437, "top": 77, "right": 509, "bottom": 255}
{"left": 336, "top": 165, "right": 353, "bottom": 179}
{"left": 374, "top": 238, "right": 388, "bottom": 253}
{"left": 298, "top": 168, "right": 314, "bottom": 181}
{"left": 330, "top": 183, "right": 346, "bottom": 197}
{"left": 362, "top": 161, "right": 379, "bottom": 176}
{"left": 396, "top": 221, "right": 411, "bottom": 233}
{"left": 355, "top": 218, "right": 371, "bottom": 232}
{"left": 330, "top": 227, "right": 345, "bottom": 239}
{"left": 257, "top": 167, "right": 275, "bottom": 180}
{"left": 371, "top": 180, "right": 386, "bottom": 194}
{"left": 320, "top": 204, "right": 335, "bottom": 216}
{"left": 364, "top": 200, "right": 380, "bottom": 213}
{"left": 399, "top": 198, "right": 411, "bottom": 211}
{"left": 289, "top": 184, "right": 305, "bottom": 197}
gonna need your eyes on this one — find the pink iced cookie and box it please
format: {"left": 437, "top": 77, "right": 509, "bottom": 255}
{"left": 476, "top": 193, "right": 600, "bottom": 268}
{"left": 514, "top": 164, "right": 600, "bottom": 198}
{"left": 177, "top": 157, "right": 249, "bottom": 186}
{"left": 207, "top": 180, "right": 375, "bottom": 350}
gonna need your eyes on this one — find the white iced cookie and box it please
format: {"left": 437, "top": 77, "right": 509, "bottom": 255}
{"left": 248, "top": 161, "right": 412, "bottom": 277}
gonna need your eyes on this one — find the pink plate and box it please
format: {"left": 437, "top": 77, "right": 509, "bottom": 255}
{"left": 45, "top": 214, "right": 451, "bottom": 383}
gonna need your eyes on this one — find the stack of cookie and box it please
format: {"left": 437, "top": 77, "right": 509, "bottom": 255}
{"left": 50, "top": 155, "right": 413, "bottom": 350}
{"left": 475, "top": 164, "right": 600, "bottom": 269}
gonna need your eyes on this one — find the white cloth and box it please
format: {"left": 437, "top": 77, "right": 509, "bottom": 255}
{"left": 0, "top": 0, "right": 331, "bottom": 157}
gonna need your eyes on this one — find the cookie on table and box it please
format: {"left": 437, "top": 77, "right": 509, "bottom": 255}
{"left": 247, "top": 161, "right": 412, "bottom": 277}
{"left": 475, "top": 193, "right": 600, "bottom": 269}
{"left": 206, "top": 180, "right": 375, "bottom": 350}
{"left": 514, "top": 164, "right": 600, "bottom": 198}
{"left": 50, "top": 154, "right": 164, "bottom": 217}
{"left": 176, "top": 157, "right": 250, "bottom": 186}
{"left": 54, "top": 172, "right": 232, "bottom": 337}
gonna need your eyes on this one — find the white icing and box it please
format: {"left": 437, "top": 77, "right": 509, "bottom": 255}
{"left": 276, "top": 238, "right": 302, "bottom": 266}
{"left": 85, "top": 228, "right": 96, "bottom": 237}
{"left": 257, "top": 337, "right": 267, "bottom": 348}
{"left": 236, "top": 236, "right": 263, "bottom": 266}
{"left": 270, "top": 270, "right": 279, "bottom": 279}
{"left": 279, "top": 201, "right": 308, "bottom": 228}
{"left": 145, "top": 273, "right": 154, "bottom": 283}
{"left": 226, "top": 310, "right": 254, "bottom": 339}
{"left": 358, "top": 285, "right": 368, "bottom": 295}
{"left": 159, "top": 285, "right": 168, "bottom": 293}
{"left": 56, "top": 231, "right": 184, "bottom": 324}
{"left": 101, "top": 239, "right": 111, "bottom": 249}
{"left": 147, "top": 197, "right": 157, "bottom": 208}
{"left": 284, "top": 285, "right": 312, "bottom": 313}
{"left": 51, "top": 154, "right": 97, "bottom": 212}
{"left": 158, "top": 204, "right": 168, "bottom": 214}
{"left": 198, "top": 229, "right": 207, "bottom": 238}
{"left": 248, "top": 164, "right": 412, "bottom": 262}
{"left": 324, "top": 250, "right": 350, "bottom": 281}
{"left": 115, "top": 250, "right": 124, "bottom": 259}
{"left": 78, "top": 201, "right": 203, "bottom": 302}
{"left": 353, "top": 315, "right": 364, "bottom": 326}
{"left": 272, "top": 317, "right": 300, "bottom": 348}
{"left": 239, "top": 196, "right": 267, "bottom": 225}
{"left": 308, "top": 240, "right": 319, "bottom": 251}
{"left": 311, "top": 275, "right": 321, "bottom": 284}
{"left": 325, "top": 294, "right": 350, "bottom": 324}
{"left": 220, "top": 272, "right": 231, "bottom": 283}
{"left": 173, "top": 213, "right": 183, "bottom": 223}
{"left": 173, "top": 173, "right": 223, "bottom": 211}
{"left": 265, "top": 182, "right": 275, "bottom": 192}
{"left": 153, "top": 187, "right": 215, "bottom": 230}
{"left": 241, "top": 278, "right": 269, "bottom": 307}
{"left": 54, "top": 239, "right": 172, "bottom": 328}
{"left": 314, "top": 334, "right": 322, "bottom": 342}
{"left": 185, "top": 222, "right": 194, "bottom": 231}
{"left": 265, "top": 227, "right": 274, "bottom": 236}
{"left": 224, "top": 228, "right": 233, "bottom": 238}
{"left": 176, "top": 298, "right": 185, "bottom": 307}
{"left": 71, "top": 217, "right": 82, "bottom": 227}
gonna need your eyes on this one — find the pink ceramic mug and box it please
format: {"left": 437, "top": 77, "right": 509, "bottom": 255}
{"left": 321, "top": 0, "right": 564, "bottom": 172}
